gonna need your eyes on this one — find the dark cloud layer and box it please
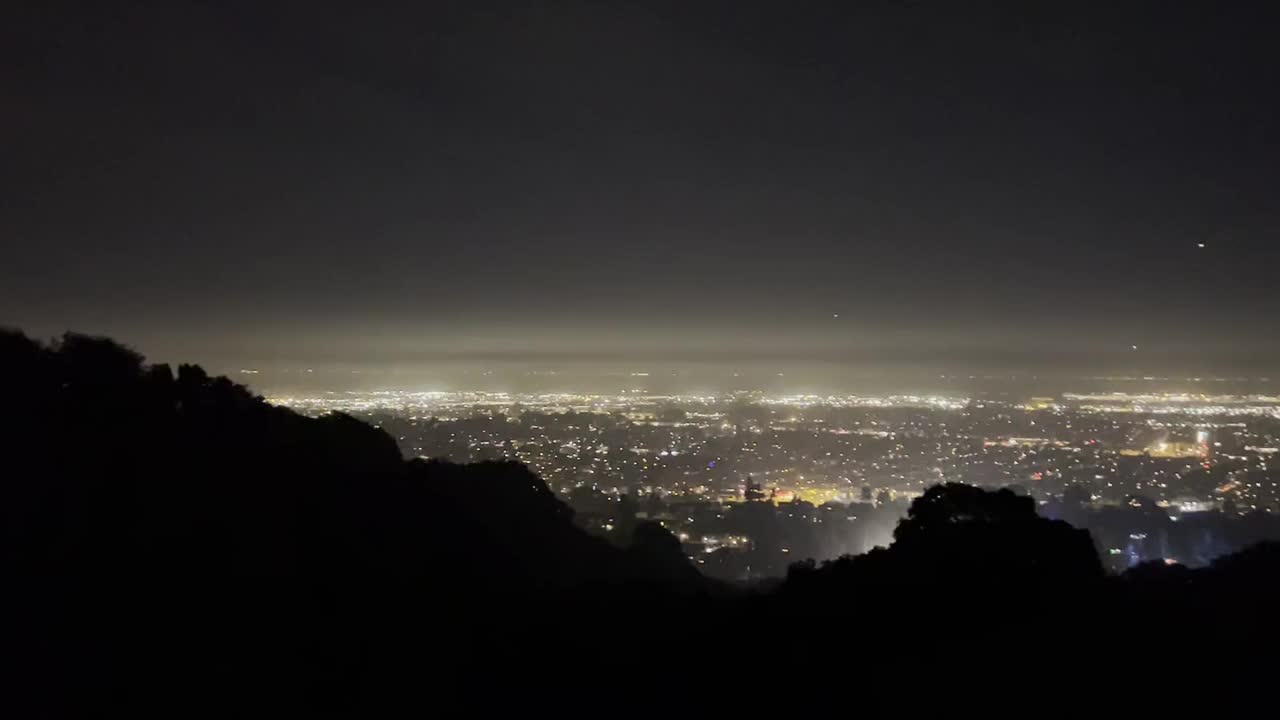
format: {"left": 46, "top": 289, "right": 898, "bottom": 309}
{"left": 4, "top": 1, "right": 1278, "bottom": 380}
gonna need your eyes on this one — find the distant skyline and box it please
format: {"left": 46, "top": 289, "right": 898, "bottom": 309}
{"left": 5, "top": 1, "right": 1279, "bottom": 376}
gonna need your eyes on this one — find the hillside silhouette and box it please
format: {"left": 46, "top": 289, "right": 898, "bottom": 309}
{"left": 2, "top": 329, "right": 1277, "bottom": 713}
{"left": 2, "top": 330, "right": 705, "bottom": 711}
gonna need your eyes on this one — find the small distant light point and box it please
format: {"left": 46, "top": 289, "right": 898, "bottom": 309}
{"left": 832, "top": 313, "right": 840, "bottom": 318}
{"left": 1131, "top": 345, "right": 1139, "bottom": 350}
{"left": 1197, "top": 242, "right": 1206, "bottom": 248}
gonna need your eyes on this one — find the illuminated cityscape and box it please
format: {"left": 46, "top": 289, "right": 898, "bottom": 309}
{"left": 268, "top": 386, "right": 1280, "bottom": 577}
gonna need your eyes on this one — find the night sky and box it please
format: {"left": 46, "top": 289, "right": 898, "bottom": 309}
{"left": 5, "top": 1, "right": 1279, "bottom": 383}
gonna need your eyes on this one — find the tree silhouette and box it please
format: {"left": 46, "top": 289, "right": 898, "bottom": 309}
{"left": 787, "top": 483, "right": 1103, "bottom": 591}
{"left": 894, "top": 483, "right": 1103, "bottom": 582}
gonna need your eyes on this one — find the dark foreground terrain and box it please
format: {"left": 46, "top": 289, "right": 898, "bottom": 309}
{"left": 2, "top": 330, "right": 1276, "bottom": 714}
